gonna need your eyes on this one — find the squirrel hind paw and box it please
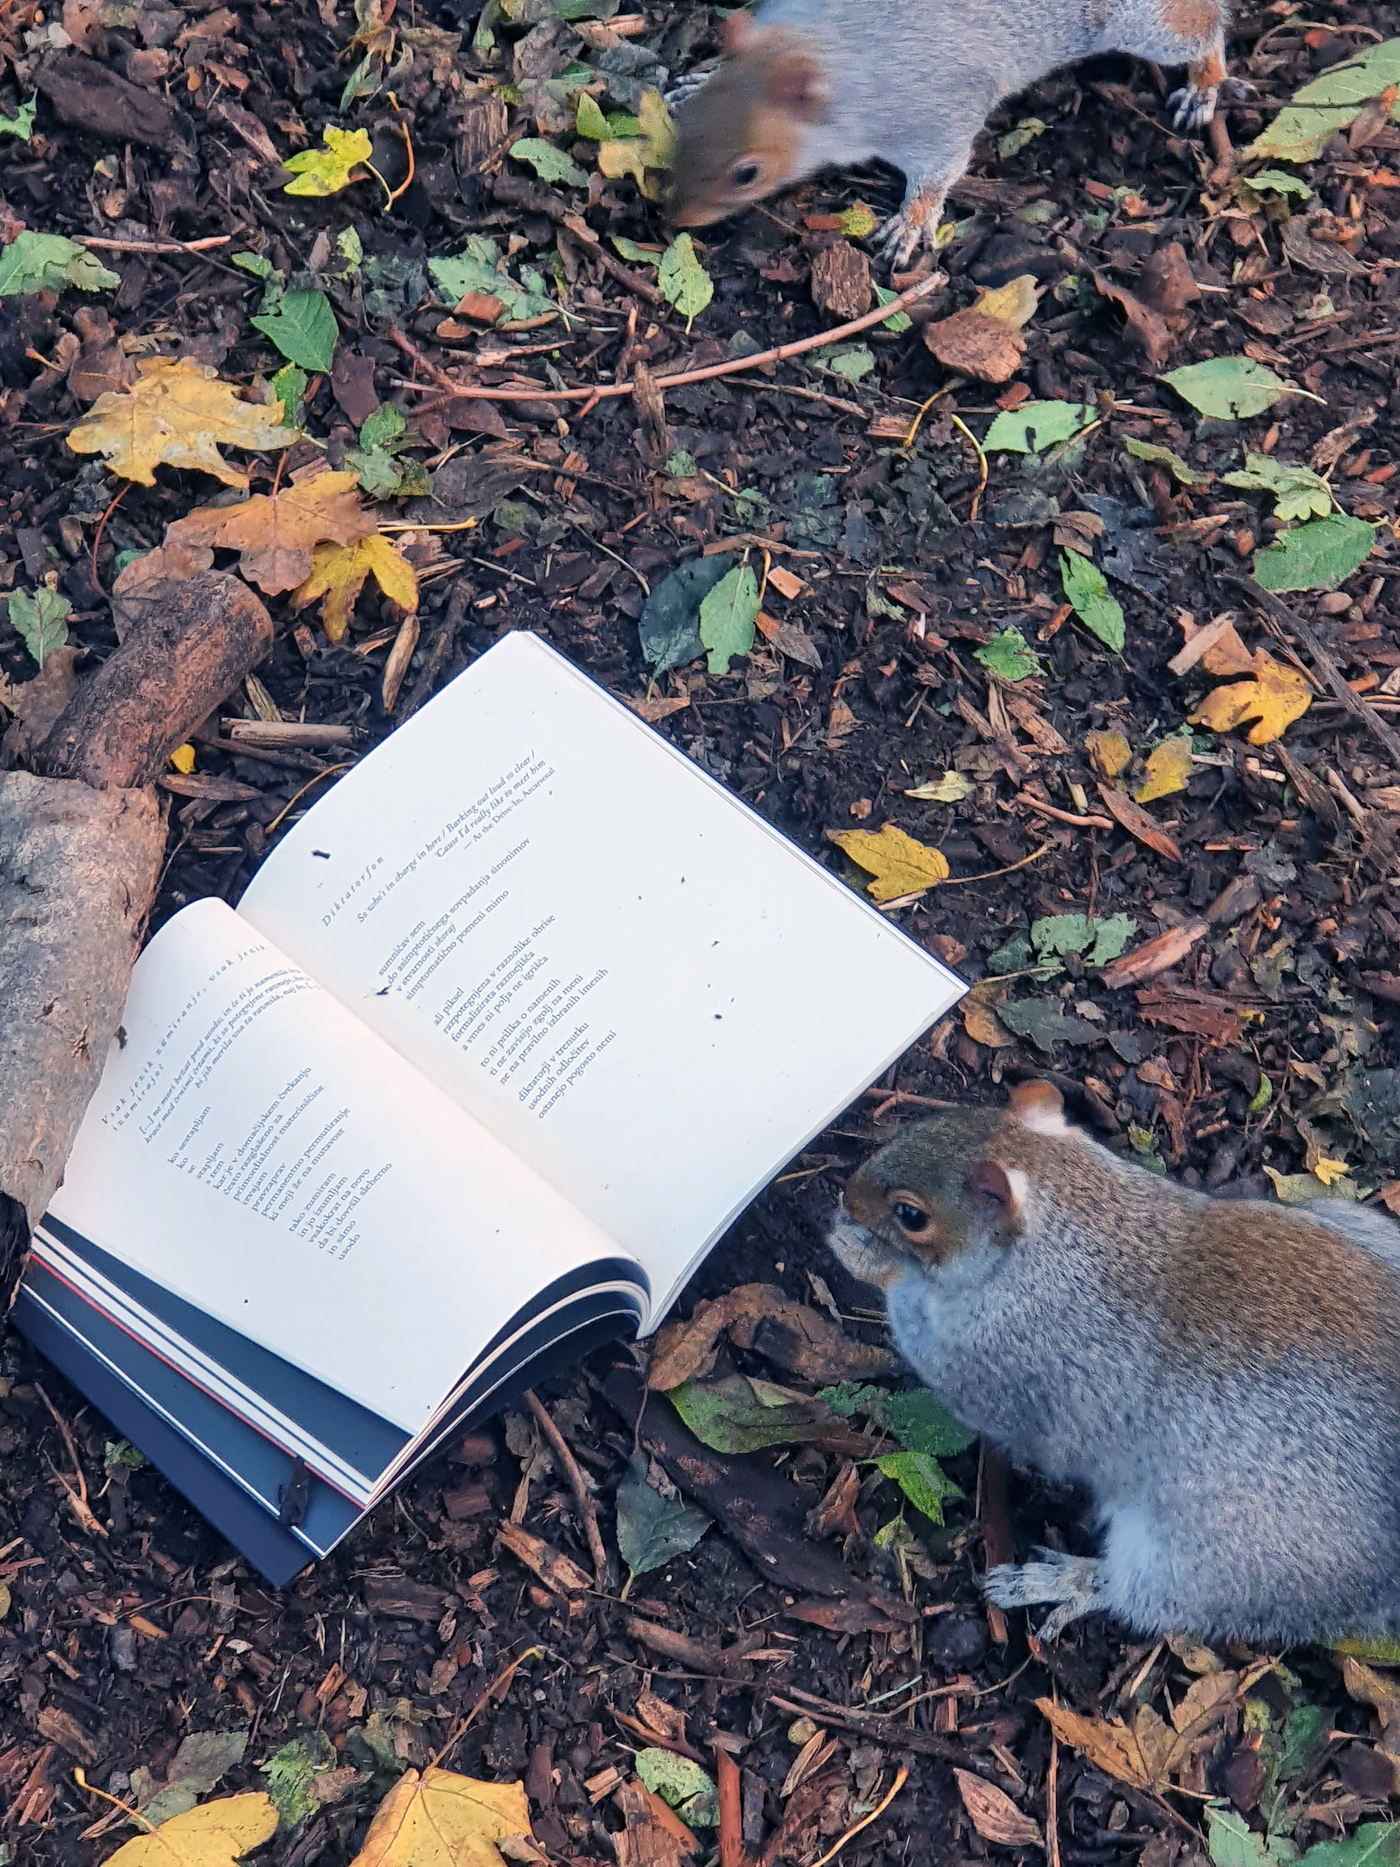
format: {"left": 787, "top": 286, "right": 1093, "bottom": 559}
{"left": 1167, "top": 83, "right": 1218, "bottom": 132}
{"left": 984, "top": 1552, "right": 1108, "bottom": 1637}
{"left": 876, "top": 207, "right": 937, "bottom": 270}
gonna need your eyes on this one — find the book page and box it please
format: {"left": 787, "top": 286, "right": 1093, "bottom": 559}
{"left": 239, "top": 633, "right": 963, "bottom": 1317}
{"left": 46, "top": 897, "right": 643, "bottom": 1435}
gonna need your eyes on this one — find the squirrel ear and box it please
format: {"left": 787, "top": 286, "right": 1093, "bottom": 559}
{"left": 765, "top": 51, "right": 828, "bottom": 123}
{"left": 1008, "top": 1079, "right": 1066, "bottom": 1133}
{"left": 969, "top": 1161, "right": 1026, "bottom": 1237}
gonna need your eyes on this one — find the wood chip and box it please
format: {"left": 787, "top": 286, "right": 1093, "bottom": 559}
{"left": 954, "top": 1768, "right": 1043, "bottom": 1848}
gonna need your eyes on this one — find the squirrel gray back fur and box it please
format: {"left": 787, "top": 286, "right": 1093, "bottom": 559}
{"left": 835, "top": 1097, "right": 1400, "bottom": 1643}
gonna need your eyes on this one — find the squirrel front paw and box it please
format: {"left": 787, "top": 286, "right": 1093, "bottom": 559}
{"left": 1166, "top": 83, "right": 1218, "bottom": 131}
{"left": 984, "top": 1549, "right": 1108, "bottom": 1639}
{"left": 876, "top": 189, "right": 947, "bottom": 270}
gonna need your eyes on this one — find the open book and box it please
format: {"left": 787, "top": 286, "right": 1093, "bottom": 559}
{"left": 16, "top": 632, "right": 963, "bottom": 1584}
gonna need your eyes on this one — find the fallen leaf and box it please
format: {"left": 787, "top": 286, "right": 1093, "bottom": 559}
{"left": 975, "top": 627, "right": 1041, "bottom": 681}
{"left": 876, "top": 1448, "right": 962, "bottom": 1524}
{"left": 905, "top": 771, "right": 974, "bottom": 803}
{"left": 1160, "top": 356, "right": 1293, "bottom": 420}
{"left": 1188, "top": 649, "right": 1312, "bottom": 746}
{"left": 924, "top": 307, "right": 1025, "bottom": 382}
{"left": 138, "top": 1732, "right": 251, "bottom": 1826}
{"left": 1035, "top": 1699, "right": 1152, "bottom": 1792}
{"left": 954, "top": 1770, "right": 1042, "bottom": 1849}
{"left": 1222, "top": 453, "right": 1332, "bottom": 522}
{"left": 983, "top": 400, "right": 1090, "bottom": 453}
{"left": 1124, "top": 437, "right": 1211, "bottom": 486}
{"left": 67, "top": 357, "right": 297, "bottom": 488}
{"left": 0, "top": 644, "right": 81, "bottom": 760}
{"left": 68, "top": 306, "right": 136, "bottom": 402}
{"left": 1097, "top": 784, "right": 1183, "bottom": 862}
{"left": 596, "top": 90, "right": 676, "bottom": 202}
{"left": 1138, "top": 243, "right": 1201, "bottom": 316}
{"left": 1061, "top": 551, "right": 1125, "bottom": 652}
{"left": 1252, "top": 515, "right": 1378, "bottom": 592}
{"left": 250, "top": 289, "right": 339, "bottom": 372}
{"left": 668, "top": 1374, "right": 869, "bottom": 1456}
{"left": 283, "top": 125, "right": 372, "bottom": 195}
{"left": 659, "top": 234, "right": 714, "bottom": 320}
{"left": 292, "top": 533, "right": 419, "bottom": 642}
{"left": 698, "top": 564, "right": 758, "bottom": 674}
{"left": 0, "top": 228, "right": 119, "bottom": 295}
{"left": 963, "top": 980, "right": 1015, "bottom": 1046}
{"left": 510, "top": 136, "right": 588, "bottom": 189}
{"left": 614, "top": 1453, "right": 710, "bottom": 1583}
{"left": 147, "top": 473, "right": 375, "bottom": 596}
{"left": 978, "top": 275, "right": 1039, "bottom": 327}
{"left": 8, "top": 580, "right": 71, "bottom": 668}
{"left": 634, "top": 1752, "right": 717, "bottom": 1828}
{"left": 1096, "top": 275, "right": 1173, "bottom": 368}
{"left": 106, "top": 1795, "right": 279, "bottom": 1867}
{"left": 350, "top": 1767, "right": 531, "bottom": 1867}
{"left": 826, "top": 823, "right": 950, "bottom": 902}
{"left": 996, "top": 998, "right": 1104, "bottom": 1050}
{"left": 1086, "top": 729, "right": 1132, "bottom": 778}
{"left": 1135, "top": 735, "right": 1194, "bottom": 802}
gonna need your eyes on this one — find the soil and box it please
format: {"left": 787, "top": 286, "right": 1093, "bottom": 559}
{"left": 3, "top": 0, "right": 1400, "bottom": 1862}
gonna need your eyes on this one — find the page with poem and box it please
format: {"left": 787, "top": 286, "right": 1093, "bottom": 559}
{"left": 238, "top": 632, "right": 964, "bottom": 1317}
{"left": 44, "top": 896, "right": 642, "bottom": 1434}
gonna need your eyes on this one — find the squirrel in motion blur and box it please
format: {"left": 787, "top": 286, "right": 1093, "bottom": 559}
{"left": 829, "top": 1080, "right": 1400, "bottom": 1643}
{"left": 669, "top": 0, "right": 1232, "bottom": 265}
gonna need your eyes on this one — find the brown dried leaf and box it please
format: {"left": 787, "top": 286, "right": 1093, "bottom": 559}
{"left": 67, "top": 306, "right": 136, "bottom": 403}
{"left": 0, "top": 644, "right": 82, "bottom": 762}
{"left": 954, "top": 1769, "right": 1043, "bottom": 1848}
{"left": 1095, "top": 275, "right": 1174, "bottom": 368}
{"left": 157, "top": 472, "right": 376, "bottom": 595}
{"left": 963, "top": 980, "right": 1015, "bottom": 1047}
{"left": 1096, "top": 784, "right": 1183, "bottom": 862}
{"left": 1035, "top": 1698, "right": 1153, "bottom": 1793}
{"left": 1138, "top": 243, "right": 1201, "bottom": 316}
{"left": 924, "top": 307, "right": 1026, "bottom": 382}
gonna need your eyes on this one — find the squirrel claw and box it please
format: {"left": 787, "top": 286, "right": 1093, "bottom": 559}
{"left": 983, "top": 1552, "right": 1108, "bottom": 1637}
{"left": 876, "top": 208, "right": 937, "bottom": 270}
{"left": 1167, "top": 83, "right": 1218, "bottom": 132}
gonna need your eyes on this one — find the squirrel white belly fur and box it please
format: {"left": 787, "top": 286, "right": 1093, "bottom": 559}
{"left": 669, "top": 0, "right": 1233, "bottom": 266}
{"left": 830, "top": 1080, "right": 1400, "bottom": 1642}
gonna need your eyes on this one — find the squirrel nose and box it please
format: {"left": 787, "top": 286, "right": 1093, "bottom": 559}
{"left": 670, "top": 199, "right": 721, "bottom": 228}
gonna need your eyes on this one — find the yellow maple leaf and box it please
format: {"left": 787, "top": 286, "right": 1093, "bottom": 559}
{"left": 170, "top": 743, "right": 196, "bottom": 774}
{"left": 106, "top": 1795, "right": 278, "bottom": 1867}
{"left": 1312, "top": 1156, "right": 1350, "bottom": 1187}
{"left": 1188, "top": 649, "right": 1312, "bottom": 746}
{"left": 1134, "top": 735, "right": 1194, "bottom": 803}
{"left": 826, "top": 823, "right": 949, "bottom": 903}
{"left": 350, "top": 1767, "right": 530, "bottom": 1867}
{"left": 1086, "top": 729, "right": 1131, "bottom": 779}
{"left": 597, "top": 90, "right": 676, "bottom": 201}
{"left": 284, "top": 126, "right": 374, "bottom": 198}
{"left": 67, "top": 357, "right": 297, "bottom": 488}
{"left": 292, "top": 533, "right": 418, "bottom": 642}
{"left": 977, "top": 274, "right": 1039, "bottom": 329}
{"left": 143, "top": 472, "right": 376, "bottom": 596}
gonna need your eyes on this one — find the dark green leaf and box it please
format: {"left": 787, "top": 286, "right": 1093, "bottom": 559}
{"left": 638, "top": 554, "right": 731, "bottom": 672}
{"left": 249, "top": 290, "right": 338, "bottom": 371}
{"left": 614, "top": 1453, "right": 710, "bottom": 1582}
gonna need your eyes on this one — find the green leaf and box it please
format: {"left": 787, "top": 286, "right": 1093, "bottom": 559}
{"left": 428, "top": 239, "right": 553, "bottom": 321}
{"left": 611, "top": 234, "right": 661, "bottom": 267}
{"left": 0, "top": 230, "right": 119, "bottom": 296}
{"left": 1248, "top": 1073, "right": 1272, "bottom": 1114}
{"left": 282, "top": 126, "right": 372, "bottom": 197}
{"left": 1245, "top": 106, "right": 1354, "bottom": 164}
{"left": 669, "top": 1374, "right": 852, "bottom": 1454}
{"left": 614, "top": 1453, "right": 710, "bottom": 1582}
{"left": 345, "top": 447, "right": 405, "bottom": 500}
{"left": 509, "top": 136, "right": 588, "bottom": 188}
{"left": 840, "top": 203, "right": 880, "bottom": 239}
{"left": 638, "top": 554, "right": 731, "bottom": 672}
{"left": 975, "top": 626, "right": 1040, "bottom": 681}
{"left": 1086, "top": 914, "right": 1137, "bottom": 966}
{"left": 1032, "top": 913, "right": 1096, "bottom": 957}
{"left": 8, "top": 583, "right": 71, "bottom": 668}
{"left": 1276, "top": 1703, "right": 1329, "bottom": 1783}
{"left": 666, "top": 449, "right": 697, "bottom": 479}
{"left": 1253, "top": 515, "right": 1378, "bottom": 592}
{"left": 232, "top": 250, "right": 275, "bottom": 280}
{"left": 1299, "top": 1827, "right": 1400, "bottom": 1867}
{"left": 1161, "top": 356, "right": 1292, "bottom": 420}
{"left": 1244, "top": 168, "right": 1313, "bottom": 199}
{"left": 997, "top": 997, "right": 1105, "bottom": 1050}
{"left": 658, "top": 233, "right": 714, "bottom": 320}
{"left": 575, "top": 91, "right": 609, "bottom": 139}
{"left": 1059, "top": 551, "right": 1125, "bottom": 652}
{"left": 139, "top": 1731, "right": 250, "bottom": 1827}
{"left": 998, "top": 116, "right": 1047, "bottom": 159}
{"left": 1124, "top": 435, "right": 1212, "bottom": 485}
{"left": 820, "top": 343, "right": 875, "bottom": 382}
{"left": 876, "top": 1449, "right": 962, "bottom": 1525}
{"left": 0, "top": 95, "right": 36, "bottom": 141}
{"left": 249, "top": 290, "right": 338, "bottom": 372}
{"left": 698, "top": 563, "right": 759, "bottom": 675}
{"left": 1222, "top": 453, "right": 1332, "bottom": 521}
{"left": 1207, "top": 1803, "right": 1300, "bottom": 1867}
{"left": 359, "top": 404, "right": 408, "bottom": 452}
{"left": 872, "top": 283, "right": 911, "bottom": 333}
{"left": 984, "top": 399, "right": 1091, "bottom": 454}
{"left": 818, "top": 1383, "right": 975, "bottom": 1456}
{"left": 1292, "top": 38, "right": 1400, "bottom": 106}
{"left": 635, "top": 1752, "right": 718, "bottom": 1828}
{"left": 270, "top": 363, "right": 308, "bottom": 427}
{"left": 260, "top": 1733, "right": 337, "bottom": 1829}
{"left": 104, "top": 1439, "right": 147, "bottom": 1471}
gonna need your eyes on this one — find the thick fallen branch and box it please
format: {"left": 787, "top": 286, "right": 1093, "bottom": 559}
{"left": 1, "top": 572, "right": 275, "bottom": 1265}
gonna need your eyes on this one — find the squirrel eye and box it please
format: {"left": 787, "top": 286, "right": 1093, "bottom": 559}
{"left": 890, "top": 1196, "right": 932, "bottom": 1237}
{"left": 731, "top": 158, "right": 761, "bottom": 189}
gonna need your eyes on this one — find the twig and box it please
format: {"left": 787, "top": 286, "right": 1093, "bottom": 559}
{"left": 938, "top": 840, "right": 1053, "bottom": 884}
{"left": 979, "top": 1445, "right": 1012, "bottom": 1647}
{"left": 1046, "top": 1722, "right": 1062, "bottom": 1867}
{"left": 35, "top": 1383, "right": 107, "bottom": 1539}
{"left": 862, "top": 1086, "right": 958, "bottom": 1112}
{"left": 1017, "top": 794, "right": 1114, "bottom": 830}
{"left": 74, "top": 234, "right": 233, "bottom": 254}
{"left": 716, "top": 1746, "right": 751, "bottom": 1867}
{"left": 523, "top": 1388, "right": 610, "bottom": 1587}
{"left": 431, "top": 1645, "right": 544, "bottom": 1769}
{"left": 810, "top": 1767, "right": 909, "bottom": 1867}
{"left": 385, "top": 270, "right": 947, "bottom": 410}
{"left": 1225, "top": 575, "right": 1400, "bottom": 773}
{"left": 767, "top": 1690, "right": 973, "bottom": 1762}
{"left": 949, "top": 413, "right": 988, "bottom": 521}
{"left": 904, "top": 379, "right": 963, "bottom": 448}
{"left": 724, "top": 377, "right": 867, "bottom": 418}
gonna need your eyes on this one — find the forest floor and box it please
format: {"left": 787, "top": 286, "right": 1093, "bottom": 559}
{"left": 3, "top": 0, "right": 1400, "bottom": 1863}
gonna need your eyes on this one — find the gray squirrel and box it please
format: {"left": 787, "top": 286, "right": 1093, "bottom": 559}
{"left": 669, "top": 0, "right": 1233, "bottom": 265}
{"left": 829, "top": 1080, "right": 1400, "bottom": 1643}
